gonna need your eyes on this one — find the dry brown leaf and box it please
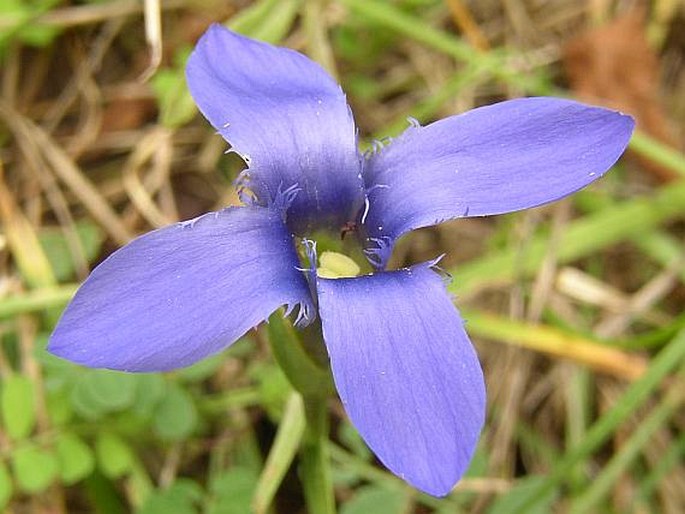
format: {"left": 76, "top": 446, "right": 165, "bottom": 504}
{"left": 563, "top": 8, "right": 680, "bottom": 182}
{"left": 100, "top": 97, "right": 156, "bottom": 134}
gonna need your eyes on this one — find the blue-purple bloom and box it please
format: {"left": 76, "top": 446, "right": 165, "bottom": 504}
{"left": 48, "top": 25, "right": 634, "bottom": 496}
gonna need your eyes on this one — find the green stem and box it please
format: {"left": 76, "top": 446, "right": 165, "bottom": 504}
{"left": 266, "top": 314, "right": 335, "bottom": 512}
{"left": 300, "top": 395, "right": 335, "bottom": 514}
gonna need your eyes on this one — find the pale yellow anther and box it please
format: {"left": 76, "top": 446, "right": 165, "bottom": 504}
{"left": 317, "top": 251, "right": 361, "bottom": 279}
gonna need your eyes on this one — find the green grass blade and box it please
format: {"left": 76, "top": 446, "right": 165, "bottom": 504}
{"left": 340, "top": 0, "right": 551, "bottom": 93}
{"left": 510, "top": 326, "right": 685, "bottom": 512}
{"left": 0, "top": 284, "right": 77, "bottom": 320}
{"left": 452, "top": 180, "right": 685, "bottom": 298}
{"left": 569, "top": 371, "right": 685, "bottom": 513}
{"left": 252, "top": 392, "right": 306, "bottom": 514}
{"left": 629, "top": 131, "right": 685, "bottom": 178}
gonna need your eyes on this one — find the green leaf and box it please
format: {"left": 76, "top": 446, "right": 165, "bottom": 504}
{"left": 70, "top": 376, "right": 106, "bottom": 420}
{"left": 11, "top": 444, "right": 59, "bottom": 493}
{"left": 39, "top": 222, "right": 104, "bottom": 281}
{"left": 251, "top": 362, "right": 292, "bottom": 420}
{"left": 46, "top": 387, "right": 74, "bottom": 426}
{"left": 0, "top": 0, "right": 61, "bottom": 54}
{"left": 152, "top": 383, "right": 197, "bottom": 441}
{"left": 83, "top": 472, "right": 128, "bottom": 514}
{"left": 132, "top": 374, "right": 166, "bottom": 415}
{"left": 14, "top": 22, "right": 59, "bottom": 47}
{"left": 228, "top": 0, "right": 301, "bottom": 43}
{"left": 71, "top": 370, "right": 137, "bottom": 419}
{"left": 1, "top": 374, "right": 36, "bottom": 439}
{"left": 136, "top": 479, "right": 203, "bottom": 514}
{"left": 0, "top": 461, "right": 12, "bottom": 510}
{"left": 55, "top": 432, "right": 95, "bottom": 485}
{"left": 176, "top": 353, "right": 224, "bottom": 383}
{"left": 207, "top": 467, "right": 258, "bottom": 514}
{"left": 151, "top": 51, "right": 197, "bottom": 129}
{"left": 88, "top": 371, "right": 137, "bottom": 411}
{"left": 340, "top": 485, "right": 410, "bottom": 514}
{"left": 96, "top": 433, "right": 134, "bottom": 479}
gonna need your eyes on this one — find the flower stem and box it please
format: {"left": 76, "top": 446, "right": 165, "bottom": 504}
{"left": 300, "top": 394, "right": 336, "bottom": 514}
{"left": 266, "top": 313, "right": 336, "bottom": 511}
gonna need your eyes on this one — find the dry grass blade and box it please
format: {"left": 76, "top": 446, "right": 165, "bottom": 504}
{"left": 444, "top": 0, "right": 490, "bottom": 51}
{"left": 0, "top": 0, "right": 189, "bottom": 30}
{"left": 465, "top": 310, "right": 649, "bottom": 381}
{"left": 557, "top": 267, "right": 673, "bottom": 327}
{"left": 528, "top": 200, "right": 571, "bottom": 322}
{"left": 43, "top": 18, "right": 123, "bottom": 136}
{"left": 122, "top": 127, "right": 175, "bottom": 228}
{"left": 0, "top": 98, "right": 90, "bottom": 279}
{"left": 0, "top": 101, "right": 133, "bottom": 245}
{"left": 595, "top": 253, "right": 685, "bottom": 338}
{"left": 0, "top": 162, "right": 56, "bottom": 289}
{"left": 140, "top": 0, "right": 163, "bottom": 81}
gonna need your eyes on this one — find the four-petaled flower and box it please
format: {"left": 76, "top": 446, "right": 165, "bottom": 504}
{"left": 48, "top": 25, "right": 634, "bottom": 496}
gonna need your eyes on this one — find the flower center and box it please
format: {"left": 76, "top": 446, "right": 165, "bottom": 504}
{"left": 316, "top": 251, "right": 361, "bottom": 279}
{"left": 297, "top": 223, "right": 371, "bottom": 280}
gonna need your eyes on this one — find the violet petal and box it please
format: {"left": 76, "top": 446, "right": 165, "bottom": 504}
{"left": 48, "top": 207, "right": 312, "bottom": 371}
{"left": 186, "top": 25, "right": 364, "bottom": 234}
{"left": 316, "top": 263, "right": 486, "bottom": 496}
{"left": 363, "top": 97, "right": 634, "bottom": 268}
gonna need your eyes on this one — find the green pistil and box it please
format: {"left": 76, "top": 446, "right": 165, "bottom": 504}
{"left": 316, "top": 251, "right": 361, "bottom": 279}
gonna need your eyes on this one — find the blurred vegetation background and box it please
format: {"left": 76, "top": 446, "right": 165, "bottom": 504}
{"left": 1, "top": 0, "right": 684, "bottom": 512}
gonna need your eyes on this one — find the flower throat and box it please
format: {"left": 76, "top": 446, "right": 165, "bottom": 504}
{"left": 297, "top": 226, "right": 371, "bottom": 280}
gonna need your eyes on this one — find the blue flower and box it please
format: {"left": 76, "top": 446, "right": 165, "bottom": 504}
{"left": 48, "top": 25, "right": 634, "bottom": 496}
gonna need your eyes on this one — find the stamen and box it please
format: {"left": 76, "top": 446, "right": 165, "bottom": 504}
{"left": 360, "top": 196, "right": 370, "bottom": 224}
{"left": 317, "top": 251, "right": 361, "bottom": 279}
